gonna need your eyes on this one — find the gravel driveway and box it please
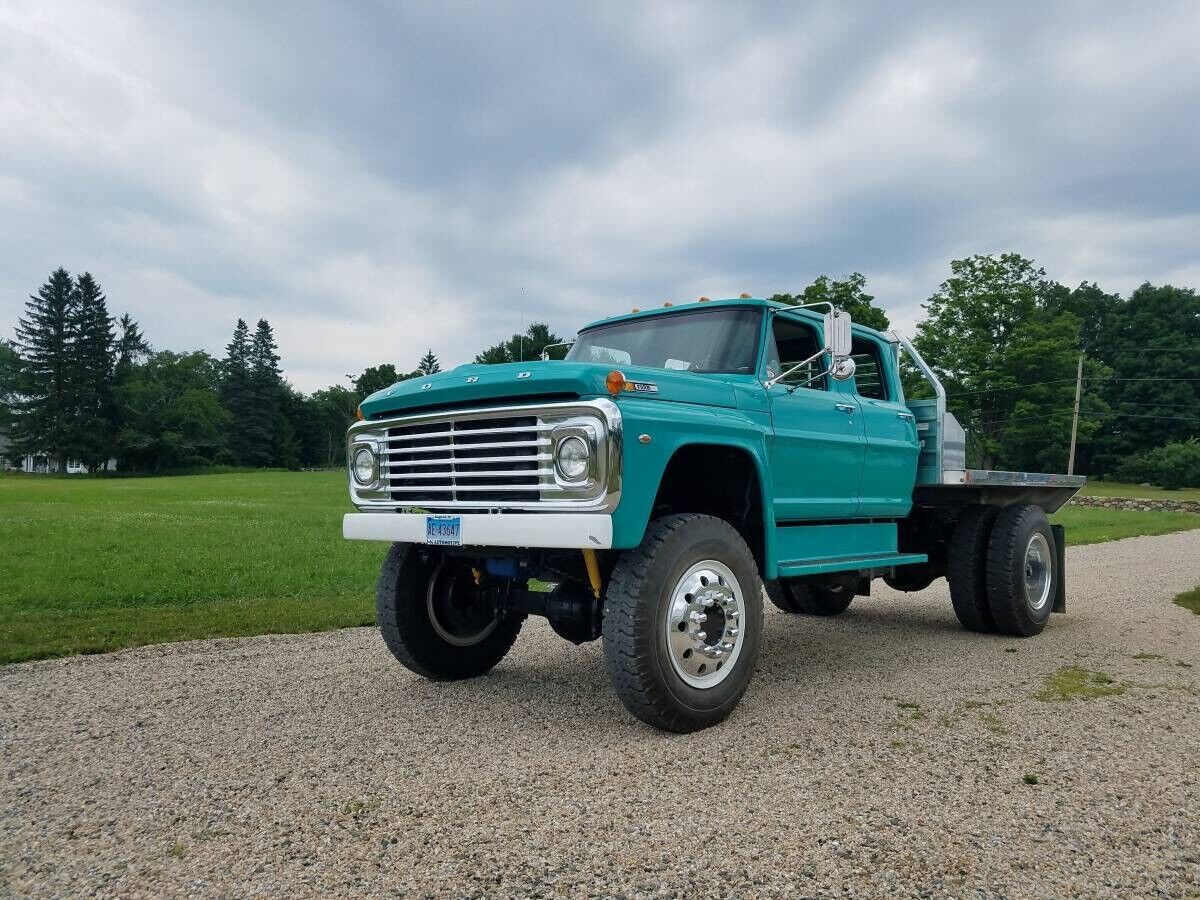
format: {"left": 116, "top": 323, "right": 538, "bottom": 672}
{"left": 3, "top": 529, "right": 1199, "bottom": 898}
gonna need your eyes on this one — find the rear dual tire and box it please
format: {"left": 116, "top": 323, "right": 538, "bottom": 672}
{"left": 766, "top": 580, "right": 854, "bottom": 616}
{"left": 948, "top": 504, "right": 1056, "bottom": 637}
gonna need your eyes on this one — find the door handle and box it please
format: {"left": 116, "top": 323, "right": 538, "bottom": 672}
{"left": 834, "top": 403, "right": 856, "bottom": 413}
{"left": 897, "top": 411, "right": 915, "bottom": 421}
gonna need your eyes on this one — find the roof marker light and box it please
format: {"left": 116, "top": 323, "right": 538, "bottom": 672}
{"left": 739, "top": 293, "right": 752, "bottom": 298}
{"left": 698, "top": 296, "right": 711, "bottom": 302}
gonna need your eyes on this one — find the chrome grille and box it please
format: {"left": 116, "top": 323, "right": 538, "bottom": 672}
{"left": 383, "top": 413, "right": 554, "bottom": 503}
{"left": 348, "top": 399, "right": 621, "bottom": 513}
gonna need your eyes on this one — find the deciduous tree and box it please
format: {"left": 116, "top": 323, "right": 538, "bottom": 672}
{"left": 914, "top": 254, "right": 1049, "bottom": 467}
{"left": 770, "top": 273, "right": 890, "bottom": 332}
{"left": 1086, "top": 283, "right": 1200, "bottom": 473}
{"left": 355, "top": 364, "right": 401, "bottom": 398}
{"left": 115, "top": 351, "right": 228, "bottom": 471}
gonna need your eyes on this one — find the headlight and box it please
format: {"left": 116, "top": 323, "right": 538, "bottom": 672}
{"left": 555, "top": 435, "right": 590, "bottom": 481}
{"left": 352, "top": 446, "right": 377, "bottom": 485}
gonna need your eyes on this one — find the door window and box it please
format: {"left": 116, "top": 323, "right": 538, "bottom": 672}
{"left": 764, "top": 317, "right": 827, "bottom": 390}
{"left": 849, "top": 337, "right": 888, "bottom": 400}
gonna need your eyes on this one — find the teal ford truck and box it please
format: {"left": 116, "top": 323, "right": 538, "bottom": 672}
{"left": 344, "top": 297, "right": 1084, "bottom": 732}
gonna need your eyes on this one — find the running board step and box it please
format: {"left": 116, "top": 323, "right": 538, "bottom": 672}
{"left": 777, "top": 552, "right": 928, "bottom": 578}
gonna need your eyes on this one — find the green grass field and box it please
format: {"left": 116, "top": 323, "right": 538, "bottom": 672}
{"left": 2, "top": 471, "right": 1197, "bottom": 664}
{"left": 0, "top": 471, "right": 384, "bottom": 664}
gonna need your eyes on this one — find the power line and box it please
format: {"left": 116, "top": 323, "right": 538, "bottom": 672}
{"left": 969, "top": 406, "right": 1200, "bottom": 426}
{"left": 944, "top": 379, "right": 1077, "bottom": 397}
{"left": 1084, "top": 412, "right": 1200, "bottom": 423}
{"left": 944, "top": 375, "right": 1200, "bottom": 399}
{"left": 1107, "top": 347, "right": 1199, "bottom": 353}
{"left": 1091, "top": 401, "right": 1200, "bottom": 411}
{"left": 1088, "top": 377, "right": 1200, "bottom": 383}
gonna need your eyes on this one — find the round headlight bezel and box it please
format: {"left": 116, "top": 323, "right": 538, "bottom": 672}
{"left": 555, "top": 435, "right": 591, "bottom": 482}
{"left": 352, "top": 446, "right": 377, "bottom": 486}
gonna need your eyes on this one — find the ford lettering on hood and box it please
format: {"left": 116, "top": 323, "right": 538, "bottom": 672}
{"left": 358, "top": 360, "right": 741, "bottom": 418}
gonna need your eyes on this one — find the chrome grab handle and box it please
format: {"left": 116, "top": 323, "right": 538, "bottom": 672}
{"left": 834, "top": 403, "right": 856, "bottom": 413}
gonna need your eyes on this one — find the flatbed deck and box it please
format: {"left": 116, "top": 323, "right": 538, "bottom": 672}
{"left": 913, "top": 469, "right": 1087, "bottom": 513}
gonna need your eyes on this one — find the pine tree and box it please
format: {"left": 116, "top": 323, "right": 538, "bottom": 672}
{"left": 114, "top": 313, "right": 151, "bottom": 380}
{"left": 0, "top": 341, "right": 20, "bottom": 437}
{"left": 220, "top": 319, "right": 259, "bottom": 465}
{"left": 13, "top": 268, "right": 77, "bottom": 467}
{"left": 247, "top": 319, "right": 283, "bottom": 466}
{"left": 70, "top": 272, "right": 116, "bottom": 470}
{"left": 417, "top": 349, "right": 441, "bottom": 375}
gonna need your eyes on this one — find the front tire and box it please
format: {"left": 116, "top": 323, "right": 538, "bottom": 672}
{"left": 376, "top": 544, "right": 523, "bottom": 680}
{"left": 602, "top": 514, "right": 764, "bottom": 733}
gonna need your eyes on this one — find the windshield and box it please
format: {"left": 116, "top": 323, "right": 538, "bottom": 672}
{"left": 566, "top": 308, "right": 762, "bottom": 373}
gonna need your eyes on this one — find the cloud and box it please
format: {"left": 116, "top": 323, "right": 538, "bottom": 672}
{"left": 1, "top": 1, "right": 1198, "bottom": 390}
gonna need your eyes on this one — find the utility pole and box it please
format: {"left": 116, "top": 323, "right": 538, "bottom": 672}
{"left": 1067, "top": 351, "right": 1084, "bottom": 475}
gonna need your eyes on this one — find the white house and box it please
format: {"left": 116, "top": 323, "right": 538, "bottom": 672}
{"left": 0, "top": 429, "right": 111, "bottom": 473}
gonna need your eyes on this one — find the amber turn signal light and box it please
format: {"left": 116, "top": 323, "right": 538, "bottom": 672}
{"left": 605, "top": 370, "right": 628, "bottom": 395}
{"left": 356, "top": 406, "right": 364, "bottom": 421}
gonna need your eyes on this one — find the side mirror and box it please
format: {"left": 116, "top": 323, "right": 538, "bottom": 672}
{"left": 823, "top": 309, "right": 852, "bottom": 358}
{"left": 831, "top": 357, "right": 857, "bottom": 381}
{"left": 540, "top": 340, "right": 575, "bottom": 361}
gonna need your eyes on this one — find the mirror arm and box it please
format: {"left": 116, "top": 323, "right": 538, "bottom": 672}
{"left": 765, "top": 348, "right": 829, "bottom": 389}
{"left": 788, "top": 363, "right": 833, "bottom": 393}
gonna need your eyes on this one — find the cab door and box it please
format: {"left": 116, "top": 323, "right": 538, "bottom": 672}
{"left": 849, "top": 333, "right": 920, "bottom": 517}
{"left": 763, "top": 314, "right": 865, "bottom": 521}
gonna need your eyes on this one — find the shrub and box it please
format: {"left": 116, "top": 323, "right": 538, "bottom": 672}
{"left": 1116, "top": 439, "right": 1200, "bottom": 490}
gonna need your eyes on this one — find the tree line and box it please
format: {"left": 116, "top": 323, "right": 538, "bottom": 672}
{"left": 3, "top": 255, "right": 1196, "bottom": 483}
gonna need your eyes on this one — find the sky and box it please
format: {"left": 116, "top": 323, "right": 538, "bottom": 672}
{"left": 2, "top": 1, "right": 1198, "bottom": 392}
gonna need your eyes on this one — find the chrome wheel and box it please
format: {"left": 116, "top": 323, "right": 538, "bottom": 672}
{"left": 663, "top": 560, "right": 745, "bottom": 689}
{"left": 426, "top": 562, "right": 500, "bottom": 647}
{"left": 1023, "top": 533, "right": 1053, "bottom": 612}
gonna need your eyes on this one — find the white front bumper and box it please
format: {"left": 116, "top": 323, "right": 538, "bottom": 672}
{"left": 342, "top": 512, "right": 613, "bottom": 549}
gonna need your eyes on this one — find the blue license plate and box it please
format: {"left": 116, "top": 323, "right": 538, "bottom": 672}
{"left": 426, "top": 515, "right": 462, "bottom": 546}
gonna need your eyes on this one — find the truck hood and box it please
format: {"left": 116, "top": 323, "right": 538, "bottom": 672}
{"left": 359, "top": 361, "right": 741, "bottom": 418}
